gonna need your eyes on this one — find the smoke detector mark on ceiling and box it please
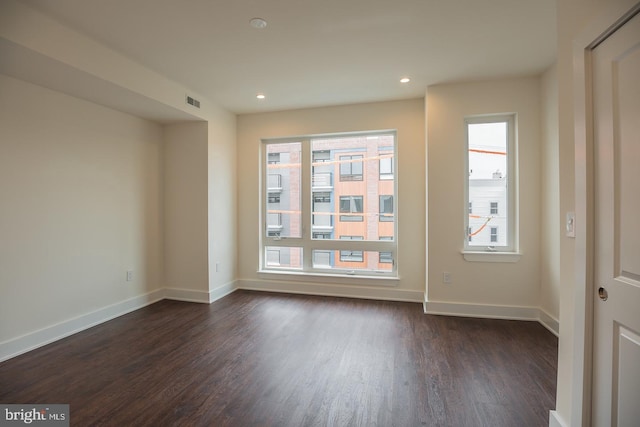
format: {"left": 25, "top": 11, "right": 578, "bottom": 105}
{"left": 250, "top": 18, "right": 267, "bottom": 29}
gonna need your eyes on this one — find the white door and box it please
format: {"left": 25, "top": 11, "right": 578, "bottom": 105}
{"left": 592, "top": 8, "right": 640, "bottom": 427}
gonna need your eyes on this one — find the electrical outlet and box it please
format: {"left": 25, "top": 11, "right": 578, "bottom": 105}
{"left": 126, "top": 270, "right": 133, "bottom": 282}
{"left": 215, "top": 262, "right": 220, "bottom": 273}
{"left": 443, "top": 272, "right": 452, "bottom": 284}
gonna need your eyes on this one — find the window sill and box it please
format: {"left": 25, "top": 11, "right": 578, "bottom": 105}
{"left": 257, "top": 269, "right": 400, "bottom": 287}
{"left": 462, "top": 251, "right": 521, "bottom": 263}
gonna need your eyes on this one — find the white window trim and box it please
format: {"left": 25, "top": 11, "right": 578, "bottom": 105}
{"left": 463, "top": 114, "right": 518, "bottom": 258}
{"left": 260, "top": 130, "right": 398, "bottom": 278}
{"left": 462, "top": 251, "right": 522, "bottom": 263}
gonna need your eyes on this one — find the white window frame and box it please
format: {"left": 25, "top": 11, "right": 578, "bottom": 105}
{"left": 463, "top": 114, "right": 518, "bottom": 257}
{"left": 260, "top": 131, "right": 398, "bottom": 278}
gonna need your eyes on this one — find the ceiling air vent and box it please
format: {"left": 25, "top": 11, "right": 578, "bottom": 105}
{"left": 186, "top": 95, "right": 201, "bottom": 109}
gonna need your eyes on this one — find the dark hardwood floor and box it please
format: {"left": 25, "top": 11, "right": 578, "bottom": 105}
{"left": 0, "top": 290, "right": 557, "bottom": 426}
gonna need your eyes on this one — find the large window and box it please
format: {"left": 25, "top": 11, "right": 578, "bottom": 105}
{"left": 464, "top": 115, "right": 516, "bottom": 251}
{"left": 262, "top": 131, "right": 397, "bottom": 276}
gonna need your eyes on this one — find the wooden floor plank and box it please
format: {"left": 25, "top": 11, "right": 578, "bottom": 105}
{"left": 0, "top": 290, "right": 557, "bottom": 426}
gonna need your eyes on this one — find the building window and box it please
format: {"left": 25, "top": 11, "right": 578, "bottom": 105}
{"left": 379, "top": 236, "right": 393, "bottom": 263}
{"left": 340, "top": 236, "right": 364, "bottom": 262}
{"left": 339, "top": 155, "right": 363, "bottom": 181}
{"left": 379, "top": 195, "right": 393, "bottom": 222}
{"left": 490, "top": 201, "right": 499, "bottom": 215}
{"left": 490, "top": 227, "right": 498, "bottom": 243}
{"left": 268, "top": 153, "right": 280, "bottom": 164}
{"left": 313, "top": 250, "right": 332, "bottom": 268}
{"left": 465, "top": 115, "right": 516, "bottom": 252}
{"left": 266, "top": 249, "right": 280, "bottom": 266}
{"left": 267, "top": 212, "right": 282, "bottom": 228}
{"left": 267, "top": 174, "right": 282, "bottom": 190}
{"left": 313, "top": 192, "right": 331, "bottom": 203}
{"left": 262, "top": 131, "right": 397, "bottom": 277}
{"left": 313, "top": 150, "right": 330, "bottom": 163}
{"left": 268, "top": 194, "right": 280, "bottom": 203}
{"left": 340, "top": 196, "right": 363, "bottom": 222}
{"left": 379, "top": 155, "right": 394, "bottom": 180}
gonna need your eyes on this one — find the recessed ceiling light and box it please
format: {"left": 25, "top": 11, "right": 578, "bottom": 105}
{"left": 250, "top": 18, "right": 268, "bottom": 29}
{"left": 256, "top": 93, "right": 266, "bottom": 100}
{"left": 400, "top": 77, "right": 411, "bottom": 83}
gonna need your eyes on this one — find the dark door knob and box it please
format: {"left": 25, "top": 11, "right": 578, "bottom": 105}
{"left": 598, "top": 287, "right": 608, "bottom": 301}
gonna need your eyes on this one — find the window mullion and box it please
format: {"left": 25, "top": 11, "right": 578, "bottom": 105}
{"left": 301, "top": 139, "right": 312, "bottom": 270}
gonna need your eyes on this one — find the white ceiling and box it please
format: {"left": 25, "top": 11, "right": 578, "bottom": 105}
{"left": 22, "top": 0, "right": 556, "bottom": 115}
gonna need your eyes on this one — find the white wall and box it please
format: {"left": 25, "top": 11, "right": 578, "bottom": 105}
{"left": 164, "top": 122, "right": 210, "bottom": 292}
{"left": 0, "top": 0, "right": 239, "bottom": 357}
{"left": 208, "top": 116, "right": 238, "bottom": 292}
{"left": 426, "top": 77, "right": 541, "bottom": 310}
{"left": 554, "top": 0, "right": 638, "bottom": 426}
{"left": 540, "top": 63, "right": 560, "bottom": 322}
{"left": 0, "top": 74, "right": 164, "bottom": 342}
{"left": 236, "top": 99, "right": 425, "bottom": 301}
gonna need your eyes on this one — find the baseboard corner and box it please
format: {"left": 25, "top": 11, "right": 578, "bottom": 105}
{"left": 549, "top": 410, "right": 567, "bottom": 427}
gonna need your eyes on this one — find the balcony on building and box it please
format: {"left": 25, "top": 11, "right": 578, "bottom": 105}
{"left": 312, "top": 172, "right": 333, "bottom": 190}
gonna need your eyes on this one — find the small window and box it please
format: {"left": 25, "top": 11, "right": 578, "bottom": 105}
{"left": 490, "top": 227, "right": 498, "bottom": 243}
{"left": 266, "top": 249, "right": 280, "bottom": 266}
{"left": 379, "top": 155, "right": 394, "bottom": 180}
{"left": 313, "top": 250, "right": 332, "bottom": 268}
{"left": 267, "top": 212, "right": 282, "bottom": 228}
{"left": 340, "top": 155, "right": 363, "bottom": 181}
{"left": 340, "top": 195, "right": 363, "bottom": 221}
{"left": 379, "top": 195, "right": 394, "bottom": 222}
{"left": 313, "top": 192, "right": 331, "bottom": 203}
{"left": 312, "top": 232, "right": 332, "bottom": 239}
{"left": 268, "top": 153, "right": 280, "bottom": 164}
{"left": 340, "top": 236, "right": 364, "bottom": 262}
{"left": 267, "top": 174, "right": 282, "bottom": 190}
{"left": 313, "top": 150, "right": 330, "bottom": 163}
{"left": 268, "top": 194, "right": 280, "bottom": 203}
{"left": 379, "top": 236, "right": 393, "bottom": 263}
{"left": 465, "top": 114, "right": 516, "bottom": 252}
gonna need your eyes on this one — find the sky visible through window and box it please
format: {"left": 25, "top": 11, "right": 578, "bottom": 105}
{"left": 468, "top": 122, "right": 507, "bottom": 179}
{"left": 467, "top": 119, "right": 510, "bottom": 248}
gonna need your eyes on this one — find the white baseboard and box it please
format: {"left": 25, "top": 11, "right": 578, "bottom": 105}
{"left": 237, "top": 279, "right": 424, "bottom": 303}
{"left": 164, "top": 287, "right": 212, "bottom": 303}
{"left": 207, "top": 281, "right": 237, "bottom": 303}
{"left": 549, "top": 410, "right": 567, "bottom": 427}
{"left": 3, "top": 283, "right": 560, "bottom": 364}
{"left": 538, "top": 308, "right": 560, "bottom": 337}
{"left": 1, "top": 282, "right": 240, "bottom": 363}
{"left": 164, "top": 281, "right": 237, "bottom": 304}
{"left": 424, "top": 300, "right": 539, "bottom": 320}
{"left": 424, "top": 300, "right": 560, "bottom": 336}
{"left": 0, "top": 289, "right": 165, "bottom": 362}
